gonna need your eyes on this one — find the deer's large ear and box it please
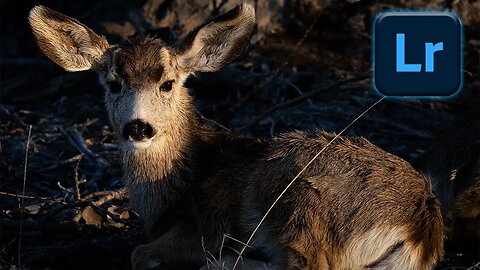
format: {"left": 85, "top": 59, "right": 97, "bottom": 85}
{"left": 28, "top": 6, "right": 109, "bottom": 72}
{"left": 177, "top": 3, "right": 255, "bottom": 73}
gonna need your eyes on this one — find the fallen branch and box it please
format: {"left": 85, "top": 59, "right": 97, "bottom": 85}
{"left": 88, "top": 188, "right": 128, "bottom": 206}
{"left": 237, "top": 72, "right": 371, "bottom": 132}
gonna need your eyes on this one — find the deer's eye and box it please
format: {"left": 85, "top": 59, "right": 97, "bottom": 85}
{"left": 160, "top": 80, "right": 174, "bottom": 92}
{"left": 108, "top": 81, "right": 122, "bottom": 94}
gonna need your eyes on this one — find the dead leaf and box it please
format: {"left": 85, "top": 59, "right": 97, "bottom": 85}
{"left": 78, "top": 206, "right": 107, "bottom": 226}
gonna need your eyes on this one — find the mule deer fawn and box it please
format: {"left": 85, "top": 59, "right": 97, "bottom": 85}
{"left": 29, "top": 4, "right": 444, "bottom": 269}
{"left": 414, "top": 106, "right": 479, "bottom": 260}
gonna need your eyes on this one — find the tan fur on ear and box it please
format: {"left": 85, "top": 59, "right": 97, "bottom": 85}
{"left": 28, "top": 5, "right": 109, "bottom": 71}
{"left": 178, "top": 3, "right": 255, "bottom": 72}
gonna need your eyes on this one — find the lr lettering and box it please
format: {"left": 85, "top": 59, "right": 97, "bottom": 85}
{"left": 396, "top": 33, "right": 443, "bottom": 72}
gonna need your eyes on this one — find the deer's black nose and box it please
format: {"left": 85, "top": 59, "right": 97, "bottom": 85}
{"left": 122, "top": 119, "right": 155, "bottom": 141}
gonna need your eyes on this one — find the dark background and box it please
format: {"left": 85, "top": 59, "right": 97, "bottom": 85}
{"left": 1, "top": 0, "right": 479, "bottom": 269}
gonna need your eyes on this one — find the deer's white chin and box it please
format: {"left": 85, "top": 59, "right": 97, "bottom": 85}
{"left": 123, "top": 139, "right": 153, "bottom": 150}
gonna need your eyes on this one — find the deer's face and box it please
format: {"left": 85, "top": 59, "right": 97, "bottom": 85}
{"left": 28, "top": 4, "right": 255, "bottom": 150}
{"left": 97, "top": 40, "right": 191, "bottom": 149}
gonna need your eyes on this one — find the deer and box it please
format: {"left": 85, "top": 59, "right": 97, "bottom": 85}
{"left": 29, "top": 3, "right": 444, "bottom": 270}
{"left": 413, "top": 105, "right": 479, "bottom": 261}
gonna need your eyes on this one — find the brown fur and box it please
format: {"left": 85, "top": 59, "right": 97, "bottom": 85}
{"left": 29, "top": 4, "right": 444, "bottom": 270}
{"left": 116, "top": 39, "right": 167, "bottom": 88}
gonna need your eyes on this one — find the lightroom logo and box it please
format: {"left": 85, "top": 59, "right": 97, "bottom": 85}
{"left": 373, "top": 12, "right": 463, "bottom": 97}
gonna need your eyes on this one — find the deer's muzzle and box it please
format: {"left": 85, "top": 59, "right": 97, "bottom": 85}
{"left": 122, "top": 119, "right": 156, "bottom": 142}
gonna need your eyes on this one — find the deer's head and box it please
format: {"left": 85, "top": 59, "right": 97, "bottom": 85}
{"left": 29, "top": 4, "right": 255, "bottom": 150}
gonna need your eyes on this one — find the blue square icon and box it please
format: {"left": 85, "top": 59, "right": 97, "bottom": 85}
{"left": 373, "top": 12, "right": 463, "bottom": 97}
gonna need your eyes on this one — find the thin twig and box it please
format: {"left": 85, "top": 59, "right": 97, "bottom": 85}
{"left": 232, "top": 96, "right": 386, "bottom": 270}
{"left": 74, "top": 154, "right": 84, "bottom": 201}
{"left": 18, "top": 125, "right": 32, "bottom": 267}
{"left": 0, "top": 192, "right": 68, "bottom": 207}
{"left": 0, "top": 191, "right": 47, "bottom": 200}
{"left": 57, "top": 181, "right": 74, "bottom": 195}
{"left": 237, "top": 72, "right": 370, "bottom": 132}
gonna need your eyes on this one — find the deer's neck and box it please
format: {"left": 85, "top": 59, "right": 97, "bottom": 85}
{"left": 121, "top": 97, "right": 199, "bottom": 232}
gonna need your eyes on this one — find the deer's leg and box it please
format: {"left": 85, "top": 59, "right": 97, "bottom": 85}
{"left": 276, "top": 242, "right": 330, "bottom": 270}
{"left": 131, "top": 219, "right": 222, "bottom": 270}
{"left": 280, "top": 246, "right": 308, "bottom": 270}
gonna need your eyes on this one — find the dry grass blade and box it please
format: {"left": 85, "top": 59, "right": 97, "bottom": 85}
{"left": 466, "top": 261, "right": 480, "bottom": 270}
{"left": 232, "top": 96, "right": 387, "bottom": 269}
{"left": 17, "top": 125, "right": 32, "bottom": 267}
{"left": 219, "top": 234, "right": 226, "bottom": 266}
{"left": 202, "top": 236, "right": 219, "bottom": 269}
{"left": 222, "top": 234, "right": 255, "bottom": 250}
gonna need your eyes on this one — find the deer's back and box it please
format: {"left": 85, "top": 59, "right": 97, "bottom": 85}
{"left": 248, "top": 130, "right": 433, "bottom": 210}
{"left": 240, "top": 130, "right": 442, "bottom": 268}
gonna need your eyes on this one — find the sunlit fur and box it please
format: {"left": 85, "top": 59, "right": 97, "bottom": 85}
{"left": 29, "top": 4, "right": 444, "bottom": 270}
{"left": 29, "top": 6, "right": 109, "bottom": 71}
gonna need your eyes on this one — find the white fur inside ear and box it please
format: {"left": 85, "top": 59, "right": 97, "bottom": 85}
{"left": 29, "top": 5, "right": 109, "bottom": 72}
